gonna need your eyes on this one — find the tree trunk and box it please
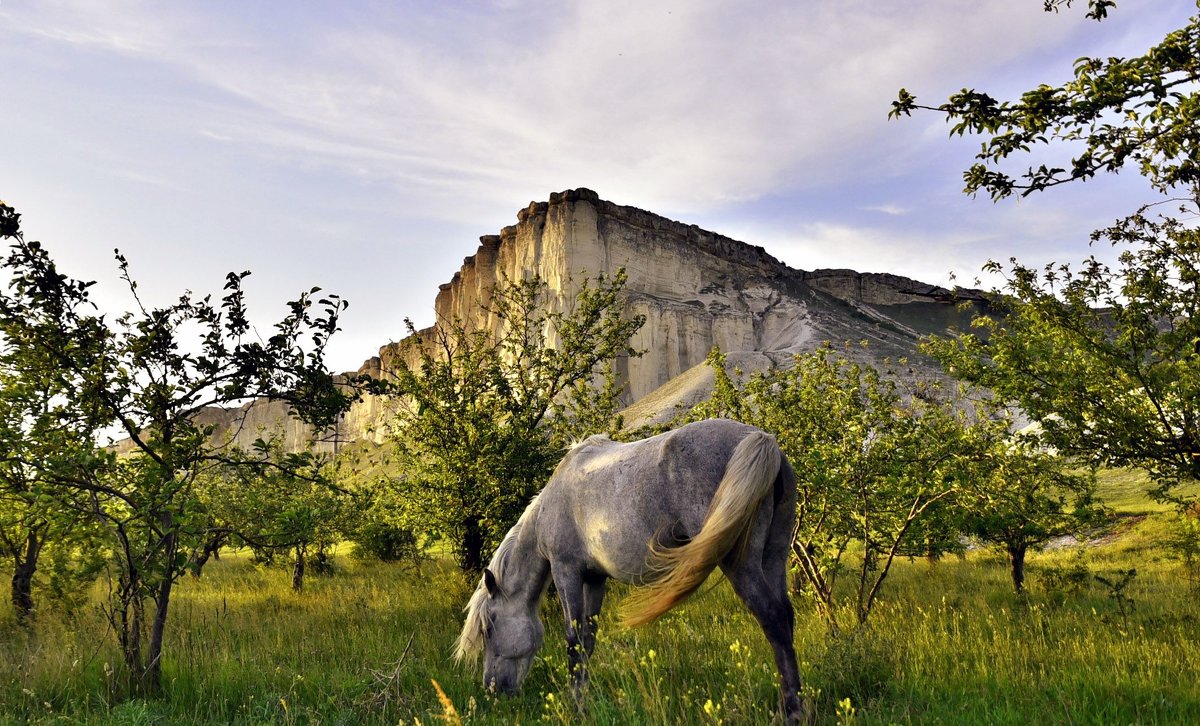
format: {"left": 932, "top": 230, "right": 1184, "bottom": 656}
{"left": 114, "top": 571, "right": 145, "bottom": 694}
{"left": 292, "top": 546, "right": 305, "bottom": 592}
{"left": 12, "top": 562, "right": 37, "bottom": 620}
{"left": 139, "top": 518, "right": 180, "bottom": 695}
{"left": 189, "top": 534, "right": 225, "bottom": 578}
{"left": 1008, "top": 542, "right": 1028, "bottom": 594}
{"left": 144, "top": 573, "right": 174, "bottom": 693}
{"left": 792, "top": 540, "right": 838, "bottom": 630}
{"left": 925, "top": 540, "right": 940, "bottom": 566}
{"left": 460, "top": 517, "right": 486, "bottom": 573}
{"left": 11, "top": 530, "right": 42, "bottom": 621}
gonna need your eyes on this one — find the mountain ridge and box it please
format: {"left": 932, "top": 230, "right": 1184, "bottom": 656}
{"left": 207, "top": 189, "right": 982, "bottom": 447}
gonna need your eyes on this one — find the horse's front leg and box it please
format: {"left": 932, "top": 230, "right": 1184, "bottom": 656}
{"left": 580, "top": 573, "right": 607, "bottom": 661}
{"left": 550, "top": 566, "right": 590, "bottom": 695}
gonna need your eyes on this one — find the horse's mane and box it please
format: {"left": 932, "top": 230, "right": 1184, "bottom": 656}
{"left": 454, "top": 493, "right": 542, "bottom": 662}
{"left": 569, "top": 433, "right": 611, "bottom": 451}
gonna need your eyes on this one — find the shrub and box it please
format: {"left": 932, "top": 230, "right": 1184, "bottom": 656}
{"left": 811, "top": 630, "right": 895, "bottom": 708}
{"left": 1164, "top": 503, "right": 1200, "bottom": 592}
{"left": 1037, "top": 554, "right": 1092, "bottom": 605}
{"left": 350, "top": 521, "right": 428, "bottom": 570}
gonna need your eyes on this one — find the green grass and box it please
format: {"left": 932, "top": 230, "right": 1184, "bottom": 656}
{"left": 2, "top": 478, "right": 1199, "bottom": 724}
{"left": 1094, "top": 468, "right": 1200, "bottom": 514}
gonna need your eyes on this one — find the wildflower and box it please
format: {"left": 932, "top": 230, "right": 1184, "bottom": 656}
{"left": 648, "top": 649, "right": 657, "bottom": 661}
{"left": 836, "top": 697, "right": 857, "bottom": 724}
{"left": 431, "top": 679, "right": 462, "bottom": 726}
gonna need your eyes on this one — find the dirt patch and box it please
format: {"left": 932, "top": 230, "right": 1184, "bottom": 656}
{"left": 1044, "top": 514, "right": 1147, "bottom": 549}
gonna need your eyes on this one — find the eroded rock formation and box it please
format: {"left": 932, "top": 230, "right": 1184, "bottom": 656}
{"left": 208, "top": 189, "right": 977, "bottom": 447}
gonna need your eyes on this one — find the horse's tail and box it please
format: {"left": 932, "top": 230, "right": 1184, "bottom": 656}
{"left": 622, "top": 430, "right": 782, "bottom": 627}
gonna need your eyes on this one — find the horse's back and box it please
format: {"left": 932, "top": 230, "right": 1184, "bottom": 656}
{"left": 538, "top": 419, "right": 777, "bottom": 583}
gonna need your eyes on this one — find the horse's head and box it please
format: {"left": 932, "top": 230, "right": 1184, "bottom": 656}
{"left": 456, "top": 567, "right": 544, "bottom": 696}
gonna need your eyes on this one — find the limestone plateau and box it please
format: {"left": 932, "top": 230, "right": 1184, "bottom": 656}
{"left": 209, "top": 188, "right": 983, "bottom": 449}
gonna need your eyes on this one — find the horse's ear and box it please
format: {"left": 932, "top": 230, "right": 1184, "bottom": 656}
{"left": 483, "top": 568, "right": 498, "bottom": 596}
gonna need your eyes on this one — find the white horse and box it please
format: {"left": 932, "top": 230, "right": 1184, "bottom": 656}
{"left": 455, "top": 418, "right": 805, "bottom": 723}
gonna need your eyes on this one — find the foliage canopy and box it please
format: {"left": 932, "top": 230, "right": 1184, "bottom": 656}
{"left": 691, "top": 347, "right": 1003, "bottom": 628}
{"left": 891, "top": 4, "right": 1200, "bottom": 200}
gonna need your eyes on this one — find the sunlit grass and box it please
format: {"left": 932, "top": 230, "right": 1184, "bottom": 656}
{"left": 2, "top": 478, "right": 1199, "bottom": 724}
{"left": 1094, "top": 468, "right": 1200, "bottom": 514}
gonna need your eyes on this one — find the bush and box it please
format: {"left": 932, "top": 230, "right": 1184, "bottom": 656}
{"left": 350, "top": 521, "right": 427, "bottom": 570}
{"left": 1165, "top": 503, "right": 1200, "bottom": 593}
{"left": 1037, "top": 554, "right": 1092, "bottom": 604}
{"left": 811, "top": 630, "right": 895, "bottom": 708}
{"left": 311, "top": 545, "right": 336, "bottom": 576}
{"left": 41, "top": 544, "right": 107, "bottom": 614}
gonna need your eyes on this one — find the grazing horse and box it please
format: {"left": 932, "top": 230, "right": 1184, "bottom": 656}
{"left": 455, "top": 419, "right": 805, "bottom": 723}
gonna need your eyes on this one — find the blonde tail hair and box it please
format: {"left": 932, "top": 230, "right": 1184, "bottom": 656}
{"left": 622, "top": 431, "right": 781, "bottom": 627}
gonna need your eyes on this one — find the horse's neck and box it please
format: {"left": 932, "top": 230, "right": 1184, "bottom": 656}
{"left": 501, "top": 516, "right": 551, "bottom": 607}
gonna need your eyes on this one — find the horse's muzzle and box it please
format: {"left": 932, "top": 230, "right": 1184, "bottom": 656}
{"left": 485, "top": 674, "right": 521, "bottom": 697}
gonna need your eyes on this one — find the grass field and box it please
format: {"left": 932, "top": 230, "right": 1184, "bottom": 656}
{"left": 2, "top": 473, "right": 1199, "bottom": 724}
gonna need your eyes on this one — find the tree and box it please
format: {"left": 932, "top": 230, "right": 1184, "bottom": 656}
{"left": 923, "top": 235, "right": 1200, "bottom": 501}
{"left": 198, "top": 435, "right": 354, "bottom": 592}
{"left": 0, "top": 202, "right": 351, "bottom": 694}
{"left": 0, "top": 343, "right": 107, "bottom": 620}
{"left": 691, "top": 346, "right": 992, "bottom": 629}
{"left": 0, "top": 460, "right": 105, "bottom": 622}
{"left": 333, "top": 439, "right": 431, "bottom": 568}
{"left": 894, "top": 2, "right": 1200, "bottom": 501}
{"left": 0, "top": 206, "right": 114, "bottom": 621}
{"left": 383, "top": 273, "right": 643, "bottom": 573}
{"left": 964, "top": 438, "right": 1101, "bottom": 593}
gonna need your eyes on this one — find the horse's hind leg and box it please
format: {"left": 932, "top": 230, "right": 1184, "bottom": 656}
{"left": 722, "top": 555, "right": 806, "bottom": 724}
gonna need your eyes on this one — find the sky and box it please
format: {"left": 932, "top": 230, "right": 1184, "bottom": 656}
{"left": 2, "top": 0, "right": 1196, "bottom": 372}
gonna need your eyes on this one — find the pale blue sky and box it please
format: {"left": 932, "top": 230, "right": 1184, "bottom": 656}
{"left": 2, "top": 1, "right": 1195, "bottom": 371}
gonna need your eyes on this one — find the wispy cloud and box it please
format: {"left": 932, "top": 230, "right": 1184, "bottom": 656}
{"left": 1, "top": 0, "right": 1191, "bottom": 369}
{"left": 861, "top": 203, "right": 911, "bottom": 216}
{"left": 1, "top": 0, "right": 1082, "bottom": 215}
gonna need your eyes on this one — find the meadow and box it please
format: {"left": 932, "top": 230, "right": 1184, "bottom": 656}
{"left": 2, "top": 472, "right": 1199, "bottom": 725}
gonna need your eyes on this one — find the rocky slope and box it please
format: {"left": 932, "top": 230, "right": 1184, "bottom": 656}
{"left": 209, "top": 189, "right": 980, "bottom": 447}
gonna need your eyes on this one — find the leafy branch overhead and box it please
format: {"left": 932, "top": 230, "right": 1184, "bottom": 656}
{"left": 891, "top": 4, "right": 1200, "bottom": 200}
{"left": 1042, "top": 0, "right": 1116, "bottom": 21}
{"left": 896, "top": 3, "right": 1200, "bottom": 502}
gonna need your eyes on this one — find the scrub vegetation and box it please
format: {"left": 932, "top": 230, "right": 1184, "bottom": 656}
{"left": 2, "top": 473, "right": 1198, "bottom": 725}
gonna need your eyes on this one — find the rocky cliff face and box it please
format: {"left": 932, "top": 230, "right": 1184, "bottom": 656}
{"left": 209, "top": 189, "right": 974, "bottom": 448}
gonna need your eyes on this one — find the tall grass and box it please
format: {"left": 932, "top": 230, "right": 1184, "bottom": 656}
{"left": 2, "top": 527, "right": 1199, "bottom": 723}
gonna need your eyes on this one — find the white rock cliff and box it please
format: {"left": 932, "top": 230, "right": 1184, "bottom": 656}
{"left": 210, "top": 189, "right": 972, "bottom": 447}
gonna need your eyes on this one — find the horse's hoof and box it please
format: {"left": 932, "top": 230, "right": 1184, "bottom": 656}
{"left": 783, "top": 695, "right": 812, "bottom": 725}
